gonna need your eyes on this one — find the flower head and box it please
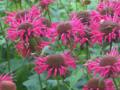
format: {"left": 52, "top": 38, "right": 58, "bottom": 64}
{"left": 83, "top": 78, "right": 115, "bottom": 90}
{"left": 34, "top": 52, "right": 76, "bottom": 78}
{"left": 97, "top": 0, "right": 120, "bottom": 16}
{"left": 70, "top": 11, "right": 93, "bottom": 46}
{"left": 6, "top": 6, "right": 52, "bottom": 57}
{"left": 85, "top": 47, "right": 120, "bottom": 78}
{"left": 90, "top": 14, "right": 120, "bottom": 44}
{"left": 0, "top": 81, "right": 16, "bottom": 90}
{"left": 81, "top": 0, "right": 91, "bottom": 5}
{"left": 39, "top": 0, "right": 54, "bottom": 9}
{"left": 0, "top": 74, "right": 16, "bottom": 90}
{"left": 77, "top": 11, "right": 90, "bottom": 25}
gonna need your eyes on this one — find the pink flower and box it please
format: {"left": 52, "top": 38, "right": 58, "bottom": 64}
{"left": 34, "top": 52, "right": 76, "bottom": 78}
{"left": 0, "top": 74, "right": 16, "bottom": 90}
{"left": 90, "top": 14, "right": 120, "bottom": 44}
{"left": 85, "top": 47, "right": 120, "bottom": 78}
{"left": 15, "top": 41, "right": 31, "bottom": 57}
{"left": 0, "top": 81, "right": 16, "bottom": 90}
{"left": 40, "top": 0, "right": 54, "bottom": 9}
{"left": 97, "top": 0, "right": 120, "bottom": 16}
{"left": 6, "top": 6, "right": 44, "bottom": 41}
{"left": 70, "top": 11, "right": 101, "bottom": 46}
{"left": 0, "top": 74, "right": 12, "bottom": 82}
{"left": 70, "top": 11, "right": 91, "bottom": 25}
{"left": 6, "top": 6, "right": 53, "bottom": 57}
{"left": 56, "top": 21, "right": 75, "bottom": 48}
{"left": 83, "top": 78, "right": 115, "bottom": 90}
{"left": 56, "top": 16, "right": 87, "bottom": 48}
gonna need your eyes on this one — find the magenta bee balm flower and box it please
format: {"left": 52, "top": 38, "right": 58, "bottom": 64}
{"left": 39, "top": 0, "right": 54, "bottom": 9}
{"left": 85, "top": 47, "right": 120, "bottom": 78}
{"left": 6, "top": 6, "right": 52, "bottom": 57}
{"left": 90, "top": 14, "right": 120, "bottom": 44}
{"left": 34, "top": 52, "right": 76, "bottom": 78}
{"left": 0, "top": 74, "right": 16, "bottom": 90}
{"left": 97, "top": 0, "right": 120, "bottom": 16}
{"left": 83, "top": 78, "right": 115, "bottom": 90}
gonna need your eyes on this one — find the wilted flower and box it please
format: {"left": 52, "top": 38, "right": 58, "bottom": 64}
{"left": 34, "top": 52, "right": 76, "bottom": 78}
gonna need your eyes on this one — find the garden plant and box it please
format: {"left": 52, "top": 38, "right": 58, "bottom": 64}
{"left": 1, "top": 0, "right": 120, "bottom": 90}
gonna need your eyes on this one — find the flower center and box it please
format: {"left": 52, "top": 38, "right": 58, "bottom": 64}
{"left": 100, "top": 7, "right": 114, "bottom": 16}
{"left": 82, "top": 0, "right": 91, "bottom": 5}
{"left": 87, "top": 78, "right": 105, "bottom": 90}
{"left": 15, "top": 11, "right": 28, "bottom": 19}
{"left": 57, "top": 22, "right": 72, "bottom": 34}
{"left": 42, "top": 18, "right": 51, "bottom": 27}
{"left": 84, "top": 26, "right": 91, "bottom": 36}
{"left": 100, "top": 56, "right": 117, "bottom": 66}
{"left": 46, "top": 55, "right": 65, "bottom": 67}
{"left": 100, "top": 21, "right": 118, "bottom": 34}
{"left": 77, "top": 11, "right": 90, "bottom": 25}
{"left": 18, "top": 22, "right": 33, "bottom": 30}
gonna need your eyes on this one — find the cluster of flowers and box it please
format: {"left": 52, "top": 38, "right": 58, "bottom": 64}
{"left": 5, "top": 0, "right": 120, "bottom": 90}
{"left": 6, "top": 6, "right": 55, "bottom": 57}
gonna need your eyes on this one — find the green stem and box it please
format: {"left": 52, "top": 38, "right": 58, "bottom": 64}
{"left": 14, "top": 0, "right": 18, "bottom": 9}
{"left": 110, "top": 41, "right": 112, "bottom": 51}
{"left": 6, "top": 0, "right": 8, "bottom": 10}
{"left": 101, "top": 39, "right": 104, "bottom": 55}
{"left": 6, "top": 40, "right": 11, "bottom": 72}
{"left": 58, "top": 40, "right": 64, "bottom": 51}
{"left": 113, "top": 78, "right": 119, "bottom": 90}
{"left": 76, "top": 0, "right": 77, "bottom": 11}
{"left": 47, "top": 8, "right": 51, "bottom": 22}
{"left": 19, "top": 0, "right": 22, "bottom": 9}
{"left": 86, "top": 42, "right": 90, "bottom": 59}
{"left": 57, "top": 79, "right": 60, "bottom": 90}
{"left": 38, "top": 75, "right": 43, "bottom": 90}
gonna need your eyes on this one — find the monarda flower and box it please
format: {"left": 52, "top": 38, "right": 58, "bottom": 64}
{"left": 0, "top": 74, "right": 16, "bottom": 90}
{"left": 70, "top": 11, "right": 90, "bottom": 25}
{"left": 56, "top": 17, "right": 86, "bottom": 48}
{"left": 6, "top": 6, "right": 43, "bottom": 41}
{"left": 90, "top": 15, "right": 120, "bottom": 44}
{"left": 56, "top": 21, "right": 75, "bottom": 48}
{"left": 6, "top": 6, "right": 52, "bottom": 57}
{"left": 83, "top": 78, "right": 115, "bottom": 90}
{"left": 34, "top": 52, "right": 76, "bottom": 78}
{"left": 70, "top": 12, "right": 93, "bottom": 46}
{"left": 39, "top": 0, "right": 54, "bottom": 9}
{"left": 97, "top": 0, "right": 120, "bottom": 16}
{"left": 81, "top": 0, "right": 91, "bottom": 6}
{"left": 85, "top": 47, "right": 120, "bottom": 78}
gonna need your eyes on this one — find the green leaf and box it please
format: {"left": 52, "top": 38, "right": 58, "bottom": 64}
{"left": 23, "top": 73, "right": 46, "bottom": 90}
{"left": 15, "top": 62, "right": 34, "bottom": 90}
{"left": 65, "top": 66, "right": 85, "bottom": 90}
